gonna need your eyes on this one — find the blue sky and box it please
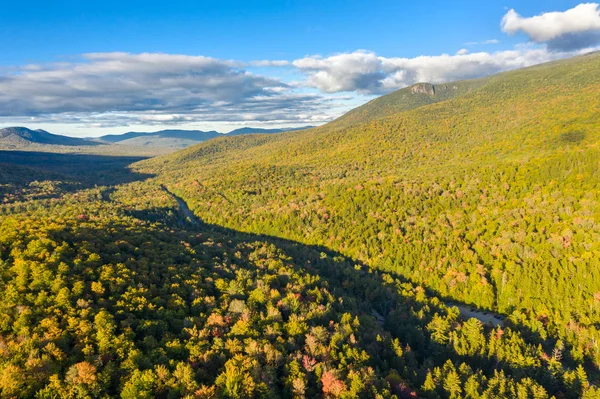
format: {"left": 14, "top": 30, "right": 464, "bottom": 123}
{"left": 1, "top": 0, "right": 599, "bottom": 136}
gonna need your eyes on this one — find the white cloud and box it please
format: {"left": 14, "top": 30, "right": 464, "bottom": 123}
{"left": 0, "top": 53, "right": 277, "bottom": 114}
{"left": 501, "top": 3, "right": 600, "bottom": 50}
{"left": 0, "top": 52, "right": 340, "bottom": 126}
{"left": 292, "top": 51, "right": 386, "bottom": 93}
{"left": 250, "top": 60, "right": 291, "bottom": 67}
{"left": 456, "top": 48, "right": 469, "bottom": 55}
{"left": 464, "top": 39, "right": 500, "bottom": 46}
{"left": 292, "top": 47, "right": 593, "bottom": 94}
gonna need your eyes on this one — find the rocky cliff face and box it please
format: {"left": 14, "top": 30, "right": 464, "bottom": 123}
{"left": 410, "top": 83, "right": 436, "bottom": 96}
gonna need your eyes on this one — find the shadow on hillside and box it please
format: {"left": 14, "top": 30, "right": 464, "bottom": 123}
{"left": 119, "top": 192, "right": 573, "bottom": 395}
{"left": 0, "top": 150, "right": 154, "bottom": 187}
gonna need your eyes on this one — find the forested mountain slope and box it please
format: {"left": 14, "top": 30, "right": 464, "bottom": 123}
{"left": 134, "top": 51, "right": 600, "bottom": 388}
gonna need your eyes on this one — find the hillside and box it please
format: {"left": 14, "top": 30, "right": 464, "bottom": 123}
{"left": 0, "top": 127, "right": 98, "bottom": 147}
{"left": 133, "top": 51, "right": 600, "bottom": 395}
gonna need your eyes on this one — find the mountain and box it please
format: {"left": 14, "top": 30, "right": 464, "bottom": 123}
{"left": 97, "top": 129, "right": 221, "bottom": 143}
{"left": 97, "top": 129, "right": 222, "bottom": 150}
{"left": 97, "top": 126, "right": 314, "bottom": 148}
{"left": 0, "top": 126, "right": 97, "bottom": 147}
{"left": 335, "top": 79, "right": 487, "bottom": 126}
{"left": 333, "top": 53, "right": 599, "bottom": 127}
{"left": 132, "top": 52, "right": 600, "bottom": 396}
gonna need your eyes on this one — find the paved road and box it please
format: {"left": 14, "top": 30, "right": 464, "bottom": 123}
{"left": 161, "top": 185, "right": 200, "bottom": 224}
{"left": 449, "top": 304, "right": 504, "bottom": 327}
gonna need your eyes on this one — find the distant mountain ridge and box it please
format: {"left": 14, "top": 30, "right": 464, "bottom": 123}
{"left": 0, "top": 127, "right": 97, "bottom": 147}
{"left": 97, "top": 126, "right": 313, "bottom": 144}
{"left": 97, "top": 129, "right": 221, "bottom": 143}
{"left": 0, "top": 126, "right": 314, "bottom": 150}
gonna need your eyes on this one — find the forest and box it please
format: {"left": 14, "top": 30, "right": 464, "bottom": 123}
{"left": 1, "top": 52, "right": 600, "bottom": 398}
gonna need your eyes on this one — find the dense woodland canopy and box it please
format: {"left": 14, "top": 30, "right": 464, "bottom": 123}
{"left": 0, "top": 52, "right": 600, "bottom": 398}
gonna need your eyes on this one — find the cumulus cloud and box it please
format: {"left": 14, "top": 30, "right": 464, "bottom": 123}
{"left": 293, "top": 51, "right": 386, "bottom": 93}
{"left": 0, "top": 52, "right": 341, "bottom": 126}
{"left": 456, "top": 49, "right": 469, "bottom": 55}
{"left": 501, "top": 3, "right": 600, "bottom": 51}
{"left": 291, "top": 47, "right": 590, "bottom": 94}
{"left": 0, "top": 53, "right": 282, "bottom": 115}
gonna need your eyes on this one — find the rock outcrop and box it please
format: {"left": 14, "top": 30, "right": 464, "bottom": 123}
{"left": 410, "top": 83, "right": 436, "bottom": 96}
